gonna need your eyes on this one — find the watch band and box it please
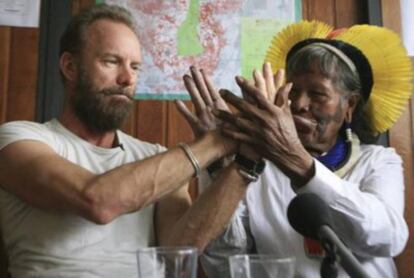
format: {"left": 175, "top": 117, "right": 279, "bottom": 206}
{"left": 238, "top": 168, "right": 260, "bottom": 182}
{"left": 234, "top": 153, "right": 266, "bottom": 182}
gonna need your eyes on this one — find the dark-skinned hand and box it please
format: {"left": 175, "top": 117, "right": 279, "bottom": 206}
{"left": 215, "top": 63, "right": 315, "bottom": 188}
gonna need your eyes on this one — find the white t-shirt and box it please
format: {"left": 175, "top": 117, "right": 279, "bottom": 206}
{"left": 201, "top": 139, "right": 408, "bottom": 278}
{"left": 0, "top": 119, "right": 166, "bottom": 278}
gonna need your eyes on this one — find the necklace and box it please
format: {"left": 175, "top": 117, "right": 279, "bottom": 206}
{"left": 316, "top": 136, "right": 349, "bottom": 171}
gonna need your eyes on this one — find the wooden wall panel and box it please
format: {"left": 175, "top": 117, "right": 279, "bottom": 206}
{"left": 381, "top": 0, "right": 402, "bottom": 34}
{"left": 411, "top": 67, "right": 414, "bottom": 140}
{"left": 302, "top": 0, "right": 336, "bottom": 25}
{"left": 0, "top": 27, "right": 39, "bottom": 124}
{"left": 0, "top": 28, "right": 11, "bottom": 124}
{"left": 334, "top": 0, "right": 367, "bottom": 27}
{"left": 136, "top": 101, "right": 168, "bottom": 146}
{"left": 380, "top": 1, "right": 414, "bottom": 277}
{"left": 302, "top": 0, "right": 367, "bottom": 28}
{"left": 6, "top": 28, "right": 39, "bottom": 121}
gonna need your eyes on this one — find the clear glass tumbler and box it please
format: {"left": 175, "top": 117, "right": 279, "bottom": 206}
{"left": 136, "top": 246, "right": 198, "bottom": 278}
{"left": 229, "top": 254, "right": 295, "bottom": 278}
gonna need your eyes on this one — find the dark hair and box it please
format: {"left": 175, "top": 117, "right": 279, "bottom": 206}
{"left": 286, "top": 44, "right": 378, "bottom": 143}
{"left": 59, "top": 4, "right": 137, "bottom": 57}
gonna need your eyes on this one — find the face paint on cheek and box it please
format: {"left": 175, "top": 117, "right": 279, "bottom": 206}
{"left": 313, "top": 100, "right": 345, "bottom": 136}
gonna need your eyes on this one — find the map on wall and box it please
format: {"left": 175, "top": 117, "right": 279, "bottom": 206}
{"left": 101, "top": 0, "right": 301, "bottom": 100}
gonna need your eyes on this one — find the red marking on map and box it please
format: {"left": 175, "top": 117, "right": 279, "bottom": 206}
{"left": 107, "top": 0, "right": 243, "bottom": 94}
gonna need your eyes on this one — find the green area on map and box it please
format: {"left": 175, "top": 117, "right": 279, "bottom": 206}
{"left": 177, "top": 0, "right": 203, "bottom": 56}
{"left": 241, "top": 18, "right": 288, "bottom": 78}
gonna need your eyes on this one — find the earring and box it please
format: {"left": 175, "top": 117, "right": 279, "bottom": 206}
{"left": 345, "top": 122, "right": 353, "bottom": 143}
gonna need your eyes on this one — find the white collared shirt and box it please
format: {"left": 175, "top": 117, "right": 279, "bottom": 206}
{"left": 201, "top": 142, "right": 408, "bottom": 278}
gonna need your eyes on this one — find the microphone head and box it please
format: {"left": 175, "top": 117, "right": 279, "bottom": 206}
{"left": 287, "top": 193, "right": 333, "bottom": 239}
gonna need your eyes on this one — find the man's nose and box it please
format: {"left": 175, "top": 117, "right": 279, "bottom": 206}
{"left": 117, "top": 66, "right": 136, "bottom": 87}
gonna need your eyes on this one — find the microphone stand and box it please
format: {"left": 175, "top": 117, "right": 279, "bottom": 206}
{"left": 320, "top": 239, "right": 338, "bottom": 278}
{"left": 318, "top": 226, "right": 370, "bottom": 278}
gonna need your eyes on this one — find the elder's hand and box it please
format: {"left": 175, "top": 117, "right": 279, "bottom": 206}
{"left": 216, "top": 75, "right": 314, "bottom": 187}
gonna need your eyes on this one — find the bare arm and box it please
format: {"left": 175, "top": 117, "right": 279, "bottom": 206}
{"left": 156, "top": 162, "right": 250, "bottom": 251}
{"left": 0, "top": 130, "right": 234, "bottom": 224}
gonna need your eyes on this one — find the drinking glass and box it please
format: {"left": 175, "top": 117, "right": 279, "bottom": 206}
{"left": 229, "top": 254, "right": 295, "bottom": 278}
{"left": 136, "top": 246, "right": 197, "bottom": 278}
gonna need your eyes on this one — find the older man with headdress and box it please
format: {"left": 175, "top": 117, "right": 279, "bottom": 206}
{"left": 178, "top": 21, "right": 412, "bottom": 277}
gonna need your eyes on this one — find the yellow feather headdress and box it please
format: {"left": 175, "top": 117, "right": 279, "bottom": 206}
{"left": 265, "top": 20, "right": 413, "bottom": 134}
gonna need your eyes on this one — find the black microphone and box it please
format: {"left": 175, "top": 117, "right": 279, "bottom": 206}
{"left": 287, "top": 193, "right": 370, "bottom": 278}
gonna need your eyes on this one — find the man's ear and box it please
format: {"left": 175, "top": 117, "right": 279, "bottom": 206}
{"left": 345, "top": 92, "right": 360, "bottom": 123}
{"left": 59, "top": 52, "right": 78, "bottom": 82}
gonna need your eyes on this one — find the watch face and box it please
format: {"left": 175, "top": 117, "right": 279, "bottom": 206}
{"left": 255, "top": 159, "right": 266, "bottom": 173}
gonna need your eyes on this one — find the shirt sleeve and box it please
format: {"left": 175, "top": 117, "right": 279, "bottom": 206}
{"left": 297, "top": 148, "right": 408, "bottom": 257}
{"left": 200, "top": 200, "right": 255, "bottom": 278}
{"left": 0, "top": 121, "right": 54, "bottom": 151}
